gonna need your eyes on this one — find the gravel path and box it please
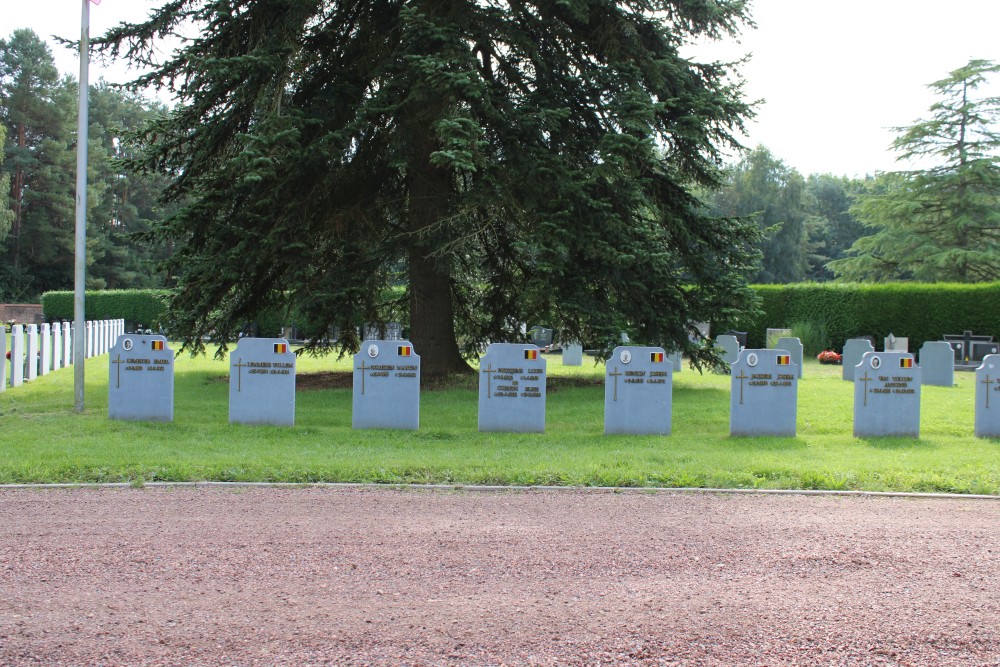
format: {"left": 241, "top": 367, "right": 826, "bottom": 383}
{"left": 1, "top": 487, "right": 998, "bottom": 666}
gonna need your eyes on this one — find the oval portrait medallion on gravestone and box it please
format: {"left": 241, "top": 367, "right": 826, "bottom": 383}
{"left": 123, "top": 338, "right": 133, "bottom": 351}
{"left": 870, "top": 356, "right": 881, "bottom": 369}
{"left": 746, "top": 352, "right": 759, "bottom": 367}
{"left": 367, "top": 344, "right": 379, "bottom": 358}
{"left": 620, "top": 350, "right": 632, "bottom": 364}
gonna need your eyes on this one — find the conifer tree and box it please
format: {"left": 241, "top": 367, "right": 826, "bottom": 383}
{"left": 830, "top": 59, "right": 1000, "bottom": 282}
{"left": 98, "top": 0, "right": 761, "bottom": 373}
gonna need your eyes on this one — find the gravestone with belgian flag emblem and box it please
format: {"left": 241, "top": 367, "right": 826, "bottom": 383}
{"left": 478, "top": 343, "right": 546, "bottom": 432}
{"left": 108, "top": 334, "right": 174, "bottom": 422}
{"left": 604, "top": 346, "right": 673, "bottom": 435}
{"left": 853, "top": 351, "right": 920, "bottom": 437}
{"left": 228, "top": 337, "right": 296, "bottom": 426}
{"left": 352, "top": 340, "right": 420, "bottom": 430}
{"left": 729, "top": 348, "right": 798, "bottom": 437}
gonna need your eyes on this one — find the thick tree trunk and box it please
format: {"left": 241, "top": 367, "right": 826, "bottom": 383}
{"left": 404, "top": 110, "right": 472, "bottom": 376}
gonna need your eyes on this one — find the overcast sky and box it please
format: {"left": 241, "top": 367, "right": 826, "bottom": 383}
{"left": 7, "top": 0, "right": 1000, "bottom": 178}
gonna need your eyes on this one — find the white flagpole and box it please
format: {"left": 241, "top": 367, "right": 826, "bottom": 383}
{"left": 73, "top": 0, "right": 90, "bottom": 412}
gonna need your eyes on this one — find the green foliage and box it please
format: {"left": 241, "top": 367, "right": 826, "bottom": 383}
{"left": 94, "top": 0, "right": 762, "bottom": 372}
{"left": 41, "top": 289, "right": 172, "bottom": 327}
{"left": 790, "top": 320, "right": 830, "bottom": 356}
{"left": 831, "top": 59, "right": 1000, "bottom": 282}
{"left": 738, "top": 282, "right": 1000, "bottom": 351}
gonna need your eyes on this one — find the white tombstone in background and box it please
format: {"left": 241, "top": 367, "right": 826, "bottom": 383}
{"left": 25, "top": 324, "right": 38, "bottom": 381}
{"left": 101, "top": 320, "right": 108, "bottom": 354}
{"left": 85, "top": 321, "right": 94, "bottom": 358}
{"left": 63, "top": 322, "right": 72, "bottom": 365}
{"left": 10, "top": 325, "right": 23, "bottom": 387}
{"left": 884, "top": 333, "right": 908, "bottom": 352}
{"left": 52, "top": 322, "right": 62, "bottom": 370}
{"left": 39, "top": 323, "right": 51, "bottom": 376}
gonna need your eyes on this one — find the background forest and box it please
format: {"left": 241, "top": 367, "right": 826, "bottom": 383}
{"left": 2, "top": 29, "right": 997, "bottom": 304}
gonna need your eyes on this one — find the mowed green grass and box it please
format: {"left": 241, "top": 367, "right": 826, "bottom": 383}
{"left": 0, "top": 347, "right": 997, "bottom": 494}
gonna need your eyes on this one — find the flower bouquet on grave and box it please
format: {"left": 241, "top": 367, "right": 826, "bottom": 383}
{"left": 817, "top": 350, "right": 842, "bottom": 365}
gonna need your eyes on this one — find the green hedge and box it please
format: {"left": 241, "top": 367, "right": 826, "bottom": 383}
{"left": 737, "top": 283, "right": 1000, "bottom": 352}
{"left": 41, "top": 290, "right": 172, "bottom": 328}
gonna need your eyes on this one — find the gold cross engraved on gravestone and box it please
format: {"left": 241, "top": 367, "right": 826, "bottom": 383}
{"left": 110, "top": 354, "right": 125, "bottom": 389}
{"left": 356, "top": 359, "right": 369, "bottom": 395}
{"left": 734, "top": 369, "right": 749, "bottom": 405}
{"left": 858, "top": 372, "right": 872, "bottom": 407}
{"left": 608, "top": 366, "right": 623, "bottom": 401}
{"left": 481, "top": 363, "right": 494, "bottom": 398}
{"left": 983, "top": 375, "right": 995, "bottom": 408}
{"left": 232, "top": 357, "right": 248, "bottom": 392}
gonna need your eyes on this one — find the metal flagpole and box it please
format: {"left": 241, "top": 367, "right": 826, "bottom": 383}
{"left": 73, "top": 0, "right": 90, "bottom": 412}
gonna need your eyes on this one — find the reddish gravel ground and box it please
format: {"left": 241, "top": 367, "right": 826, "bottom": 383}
{"left": 0, "top": 487, "right": 998, "bottom": 666}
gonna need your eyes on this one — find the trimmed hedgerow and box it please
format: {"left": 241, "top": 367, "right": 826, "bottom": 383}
{"left": 738, "top": 283, "right": 1000, "bottom": 352}
{"left": 41, "top": 290, "right": 173, "bottom": 329}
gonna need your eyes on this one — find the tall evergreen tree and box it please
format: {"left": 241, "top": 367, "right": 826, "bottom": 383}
{"left": 98, "top": 0, "right": 760, "bottom": 373}
{"left": 830, "top": 59, "right": 1000, "bottom": 282}
{"left": 0, "top": 125, "right": 13, "bottom": 244}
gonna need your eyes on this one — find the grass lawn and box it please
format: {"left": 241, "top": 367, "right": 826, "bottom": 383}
{"left": 1, "top": 347, "right": 998, "bottom": 493}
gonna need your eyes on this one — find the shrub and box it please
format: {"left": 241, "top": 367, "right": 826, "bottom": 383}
{"left": 41, "top": 290, "right": 172, "bottom": 330}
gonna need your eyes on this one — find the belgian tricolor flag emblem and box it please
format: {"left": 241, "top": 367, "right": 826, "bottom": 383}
{"left": 151, "top": 340, "right": 164, "bottom": 351}
{"left": 397, "top": 345, "right": 412, "bottom": 357}
{"left": 650, "top": 352, "right": 664, "bottom": 363}
{"left": 524, "top": 349, "right": 539, "bottom": 360}
{"left": 899, "top": 357, "right": 914, "bottom": 368}
{"left": 274, "top": 343, "right": 288, "bottom": 354}
{"left": 777, "top": 355, "right": 790, "bottom": 365}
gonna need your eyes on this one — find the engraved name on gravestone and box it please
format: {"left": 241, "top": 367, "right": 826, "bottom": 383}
{"left": 776, "top": 336, "right": 804, "bottom": 379}
{"left": 842, "top": 338, "right": 875, "bottom": 381}
{"left": 353, "top": 340, "right": 420, "bottom": 430}
{"left": 975, "top": 354, "right": 1000, "bottom": 438}
{"left": 604, "top": 346, "right": 673, "bottom": 435}
{"left": 229, "top": 338, "right": 296, "bottom": 426}
{"left": 853, "top": 351, "right": 920, "bottom": 437}
{"left": 108, "top": 335, "right": 174, "bottom": 422}
{"left": 478, "top": 343, "right": 546, "bottom": 433}
{"left": 919, "top": 341, "right": 954, "bottom": 387}
{"left": 730, "top": 349, "right": 798, "bottom": 437}
{"left": 716, "top": 335, "right": 741, "bottom": 364}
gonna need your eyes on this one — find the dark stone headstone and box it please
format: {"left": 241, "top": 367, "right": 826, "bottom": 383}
{"left": 108, "top": 335, "right": 174, "bottom": 422}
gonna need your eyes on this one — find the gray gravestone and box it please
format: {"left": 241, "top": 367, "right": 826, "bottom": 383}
{"left": 604, "top": 346, "right": 673, "bottom": 435}
{"left": 730, "top": 349, "right": 798, "bottom": 437}
{"left": 63, "top": 322, "right": 72, "bottom": 366}
{"left": 25, "top": 324, "right": 38, "bottom": 381}
{"left": 766, "top": 328, "right": 793, "bottom": 349}
{"left": 562, "top": 343, "right": 583, "bottom": 366}
{"left": 109, "top": 335, "right": 175, "bottom": 422}
{"left": 669, "top": 350, "right": 683, "bottom": 373}
{"left": 775, "top": 336, "right": 804, "bottom": 379}
{"left": 842, "top": 339, "right": 875, "bottom": 381}
{"left": 10, "top": 325, "right": 23, "bottom": 387}
{"left": 919, "top": 341, "right": 954, "bottom": 387}
{"left": 229, "top": 338, "right": 296, "bottom": 426}
{"left": 975, "top": 355, "right": 1000, "bottom": 438}
{"left": 884, "top": 333, "right": 908, "bottom": 352}
{"left": 478, "top": 343, "right": 546, "bottom": 433}
{"left": 39, "top": 323, "right": 51, "bottom": 376}
{"left": 853, "top": 351, "right": 920, "bottom": 437}
{"left": 716, "top": 335, "right": 741, "bottom": 364}
{"left": 352, "top": 340, "right": 420, "bottom": 430}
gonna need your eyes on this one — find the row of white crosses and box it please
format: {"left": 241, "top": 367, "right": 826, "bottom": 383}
{"left": 3, "top": 319, "right": 125, "bottom": 390}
